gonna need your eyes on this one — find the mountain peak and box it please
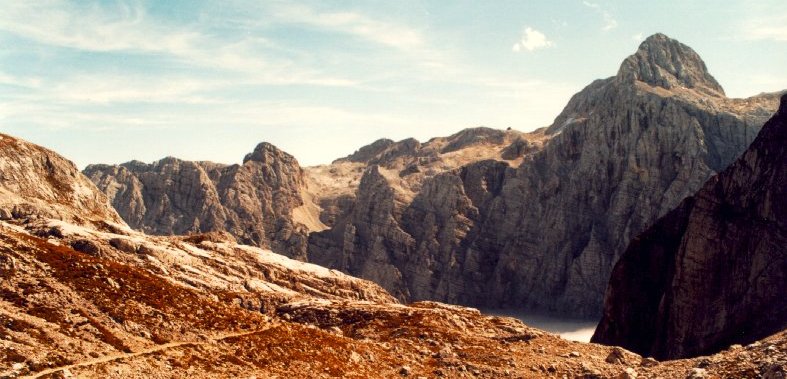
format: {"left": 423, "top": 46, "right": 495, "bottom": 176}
{"left": 617, "top": 33, "right": 725, "bottom": 96}
{"left": 243, "top": 142, "right": 296, "bottom": 164}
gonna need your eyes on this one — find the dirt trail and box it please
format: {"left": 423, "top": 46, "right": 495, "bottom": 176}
{"left": 20, "top": 325, "right": 277, "bottom": 379}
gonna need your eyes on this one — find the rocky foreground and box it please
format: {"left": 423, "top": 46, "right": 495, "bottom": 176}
{"left": 1, "top": 218, "right": 786, "bottom": 378}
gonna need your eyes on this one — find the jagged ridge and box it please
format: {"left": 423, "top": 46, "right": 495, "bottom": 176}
{"left": 84, "top": 142, "right": 317, "bottom": 260}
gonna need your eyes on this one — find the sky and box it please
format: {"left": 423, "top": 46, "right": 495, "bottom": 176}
{"left": 1, "top": 1, "right": 786, "bottom": 168}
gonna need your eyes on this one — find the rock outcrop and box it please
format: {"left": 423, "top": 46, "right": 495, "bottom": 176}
{"left": 307, "top": 33, "right": 782, "bottom": 316}
{"left": 0, "top": 133, "right": 123, "bottom": 225}
{"left": 617, "top": 33, "right": 725, "bottom": 96}
{"left": 592, "top": 94, "right": 787, "bottom": 359}
{"left": 85, "top": 142, "right": 321, "bottom": 260}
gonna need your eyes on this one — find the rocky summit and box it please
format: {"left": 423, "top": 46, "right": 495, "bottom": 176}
{"left": 305, "top": 33, "right": 781, "bottom": 316}
{"left": 84, "top": 142, "right": 322, "bottom": 260}
{"left": 592, "top": 94, "right": 787, "bottom": 360}
{"left": 617, "top": 33, "right": 725, "bottom": 96}
{"left": 3, "top": 131, "right": 787, "bottom": 379}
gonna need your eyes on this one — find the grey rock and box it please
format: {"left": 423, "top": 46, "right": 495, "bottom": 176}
{"left": 336, "top": 138, "right": 395, "bottom": 164}
{"left": 617, "top": 33, "right": 724, "bottom": 96}
{"left": 85, "top": 142, "right": 313, "bottom": 259}
{"left": 592, "top": 95, "right": 787, "bottom": 359}
{"left": 109, "top": 238, "right": 138, "bottom": 254}
{"left": 640, "top": 357, "right": 658, "bottom": 367}
{"left": 0, "top": 255, "right": 16, "bottom": 276}
{"left": 500, "top": 137, "right": 538, "bottom": 160}
{"left": 763, "top": 363, "right": 786, "bottom": 379}
{"left": 70, "top": 239, "right": 103, "bottom": 256}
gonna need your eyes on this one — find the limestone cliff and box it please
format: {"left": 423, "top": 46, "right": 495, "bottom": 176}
{"left": 84, "top": 142, "right": 318, "bottom": 259}
{"left": 592, "top": 94, "right": 787, "bottom": 359}
{"left": 307, "top": 33, "right": 782, "bottom": 316}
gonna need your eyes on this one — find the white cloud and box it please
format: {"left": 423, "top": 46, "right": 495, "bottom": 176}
{"left": 582, "top": 1, "right": 600, "bottom": 9}
{"left": 741, "top": 14, "right": 787, "bottom": 41}
{"left": 0, "top": 72, "right": 42, "bottom": 88}
{"left": 582, "top": 1, "right": 617, "bottom": 32}
{"left": 601, "top": 12, "right": 618, "bottom": 31}
{"left": 512, "top": 27, "right": 553, "bottom": 52}
{"left": 632, "top": 33, "right": 644, "bottom": 41}
{"left": 0, "top": 1, "right": 358, "bottom": 87}
{"left": 270, "top": 4, "right": 424, "bottom": 51}
{"left": 264, "top": 3, "right": 454, "bottom": 83}
{"left": 0, "top": 2, "right": 199, "bottom": 57}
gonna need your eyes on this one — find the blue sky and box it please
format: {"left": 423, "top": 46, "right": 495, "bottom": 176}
{"left": 1, "top": 1, "right": 785, "bottom": 168}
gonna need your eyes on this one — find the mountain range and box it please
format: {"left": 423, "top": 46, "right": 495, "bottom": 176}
{"left": 87, "top": 33, "right": 782, "bottom": 317}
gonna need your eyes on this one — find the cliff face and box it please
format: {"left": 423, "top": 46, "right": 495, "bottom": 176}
{"left": 592, "top": 94, "right": 787, "bottom": 359}
{"left": 307, "top": 33, "right": 781, "bottom": 316}
{"left": 85, "top": 142, "right": 319, "bottom": 259}
{"left": 0, "top": 133, "right": 123, "bottom": 225}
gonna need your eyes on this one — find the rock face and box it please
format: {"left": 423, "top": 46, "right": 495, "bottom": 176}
{"left": 307, "top": 33, "right": 781, "bottom": 316}
{"left": 592, "top": 94, "right": 787, "bottom": 359}
{"left": 0, "top": 133, "right": 123, "bottom": 224}
{"left": 617, "top": 33, "right": 724, "bottom": 96}
{"left": 85, "top": 142, "right": 320, "bottom": 259}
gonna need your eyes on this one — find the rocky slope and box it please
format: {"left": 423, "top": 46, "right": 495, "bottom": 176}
{"left": 592, "top": 94, "right": 787, "bottom": 360}
{"left": 3, "top": 133, "right": 786, "bottom": 379}
{"left": 5, "top": 222, "right": 785, "bottom": 379}
{"left": 0, "top": 133, "right": 123, "bottom": 225}
{"left": 307, "top": 33, "right": 782, "bottom": 316}
{"left": 84, "top": 142, "right": 323, "bottom": 260}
